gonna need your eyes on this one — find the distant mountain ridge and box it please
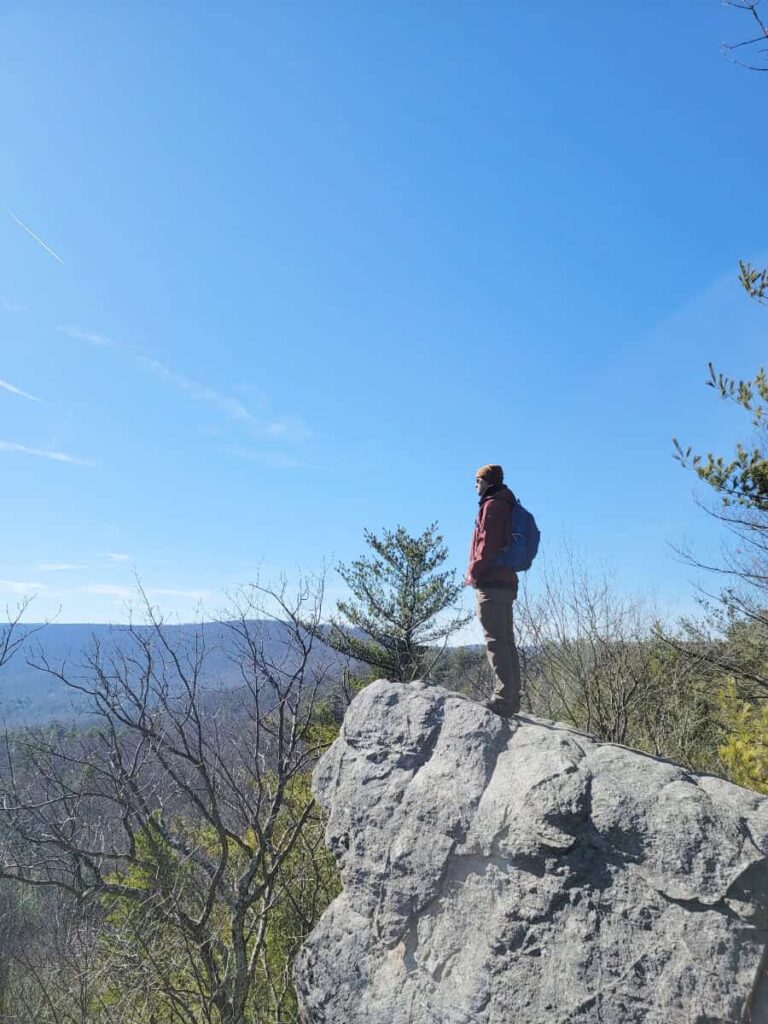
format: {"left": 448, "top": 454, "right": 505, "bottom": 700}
{"left": 0, "top": 620, "right": 340, "bottom": 726}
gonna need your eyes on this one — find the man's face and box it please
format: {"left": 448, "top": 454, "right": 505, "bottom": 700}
{"left": 475, "top": 476, "right": 490, "bottom": 497}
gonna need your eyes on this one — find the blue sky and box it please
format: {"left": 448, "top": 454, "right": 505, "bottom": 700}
{"left": 1, "top": 1, "right": 766, "bottom": 631}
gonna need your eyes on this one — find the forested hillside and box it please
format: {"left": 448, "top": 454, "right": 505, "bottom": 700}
{"left": 0, "top": 619, "right": 349, "bottom": 726}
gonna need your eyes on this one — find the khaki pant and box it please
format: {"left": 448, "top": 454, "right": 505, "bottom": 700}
{"left": 475, "top": 586, "right": 521, "bottom": 712}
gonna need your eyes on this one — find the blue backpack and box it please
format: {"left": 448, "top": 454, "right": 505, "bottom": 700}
{"left": 493, "top": 499, "right": 540, "bottom": 572}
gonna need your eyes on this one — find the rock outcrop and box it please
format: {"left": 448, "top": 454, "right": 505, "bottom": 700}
{"left": 295, "top": 679, "right": 768, "bottom": 1023}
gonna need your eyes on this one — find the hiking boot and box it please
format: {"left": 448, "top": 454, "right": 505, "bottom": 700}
{"left": 484, "top": 698, "right": 518, "bottom": 718}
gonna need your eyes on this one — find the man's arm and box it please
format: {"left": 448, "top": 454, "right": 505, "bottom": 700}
{"left": 467, "top": 500, "right": 508, "bottom": 584}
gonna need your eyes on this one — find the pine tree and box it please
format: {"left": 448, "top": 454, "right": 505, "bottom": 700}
{"left": 669, "top": 4, "right": 768, "bottom": 701}
{"left": 327, "top": 522, "right": 472, "bottom": 683}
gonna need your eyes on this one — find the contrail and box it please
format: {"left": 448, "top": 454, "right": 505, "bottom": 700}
{"left": 0, "top": 440, "right": 88, "bottom": 464}
{"left": 5, "top": 208, "right": 64, "bottom": 263}
{"left": 0, "top": 377, "right": 41, "bottom": 402}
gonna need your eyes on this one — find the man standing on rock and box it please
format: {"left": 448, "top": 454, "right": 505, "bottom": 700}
{"left": 466, "top": 464, "right": 522, "bottom": 717}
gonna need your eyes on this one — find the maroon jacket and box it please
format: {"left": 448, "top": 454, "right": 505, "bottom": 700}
{"left": 466, "top": 484, "right": 519, "bottom": 592}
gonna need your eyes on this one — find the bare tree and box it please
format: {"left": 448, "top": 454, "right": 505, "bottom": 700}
{"left": 515, "top": 550, "right": 718, "bottom": 766}
{"left": 669, "top": 3, "right": 768, "bottom": 694}
{"left": 0, "top": 597, "right": 45, "bottom": 676}
{"left": 0, "top": 577, "right": 340, "bottom": 1024}
{"left": 427, "top": 644, "right": 496, "bottom": 704}
{"left": 723, "top": 0, "right": 768, "bottom": 71}
{"left": 0, "top": 889, "right": 128, "bottom": 1024}
{"left": 666, "top": 448, "right": 768, "bottom": 698}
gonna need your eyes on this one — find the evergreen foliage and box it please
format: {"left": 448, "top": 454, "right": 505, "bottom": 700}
{"left": 4, "top": 12, "right": 768, "bottom": 1016}
{"left": 326, "top": 523, "right": 472, "bottom": 682}
{"left": 674, "top": 261, "right": 768, "bottom": 510}
{"left": 717, "top": 678, "right": 768, "bottom": 795}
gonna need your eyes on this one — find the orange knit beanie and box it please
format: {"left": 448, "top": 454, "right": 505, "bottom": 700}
{"left": 475, "top": 464, "right": 504, "bottom": 486}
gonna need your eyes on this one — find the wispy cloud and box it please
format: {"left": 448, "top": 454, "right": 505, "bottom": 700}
{"left": 83, "top": 583, "right": 133, "bottom": 599}
{"left": 0, "top": 440, "right": 90, "bottom": 465}
{"left": 38, "top": 558, "right": 134, "bottom": 572}
{"left": 0, "top": 377, "right": 41, "bottom": 402}
{"left": 56, "top": 327, "right": 118, "bottom": 348}
{"left": 82, "top": 583, "right": 213, "bottom": 603}
{"left": 151, "top": 587, "right": 213, "bottom": 600}
{"left": 58, "top": 326, "right": 260, "bottom": 423}
{"left": 0, "top": 579, "right": 45, "bottom": 593}
{"left": 137, "top": 353, "right": 258, "bottom": 424}
{"left": 57, "top": 326, "right": 314, "bottom": 440}
{"left": 221, "top": 446, "right": 324, "bottom": 470}
{"left": 6, "top": 209, "right": 64, "bottom": 263}
{"left": 2, "top": 299, "right": 26, "bottom": 312}
{"left": 264, "top": 417, "right": 313, "bottom": 442}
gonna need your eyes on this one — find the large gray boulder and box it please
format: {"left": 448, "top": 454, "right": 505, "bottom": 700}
{"left": 295, "top": 679, "right": 768, "bottom": 1023}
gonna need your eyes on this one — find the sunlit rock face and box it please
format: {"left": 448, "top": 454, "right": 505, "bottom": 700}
{"left": 295, "top": 679, "right": 768, "bottom": 1024}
